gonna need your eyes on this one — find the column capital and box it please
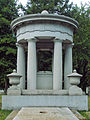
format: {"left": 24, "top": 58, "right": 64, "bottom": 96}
{"left": 27, "top": 37, "right": 38, "bottom": 42}
{"left": 16, "top": 43, "right": 23, "bottom": 48}
{"left": 64, "top": 43, "right": 74, "bottom": 49}
{"left": 53, "top": 37, "right": 63, "bottom": 42}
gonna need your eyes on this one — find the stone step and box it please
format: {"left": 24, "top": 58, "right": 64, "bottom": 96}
{"left": 22, "top": 89, "right": 68, "bottom": 95}
{"left": 13, "top": 107, "right": 79, "bottom": 120}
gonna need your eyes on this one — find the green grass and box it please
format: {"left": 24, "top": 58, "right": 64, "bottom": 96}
{"left": 0, "top": 110, "right": 11, "bottom": 120}
{"left": 0, "top": 95, "right": 11, "bottom": 120}
{"left": 89, "top": 96, "right": 90, "bottom": 110}
{"left": 79, "top": 96, "right": 90, "bottom": 120}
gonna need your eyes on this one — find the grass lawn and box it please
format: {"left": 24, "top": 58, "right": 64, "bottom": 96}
{"left": 79, "top": 96, "right": 90, "bottom": 120}
{"left": 0, "top": 95, "right": 12, "bottom": 120}
{"left": 0, "top": 95, "right": 90, "bottom": 120}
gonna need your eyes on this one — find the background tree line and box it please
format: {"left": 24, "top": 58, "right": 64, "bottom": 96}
{"left": 0, "top": 0, "right": 89, "bottom": 92}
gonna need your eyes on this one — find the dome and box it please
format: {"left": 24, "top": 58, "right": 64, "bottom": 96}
{"left": 41, "top": 10, "right": 49, "bottom": 14}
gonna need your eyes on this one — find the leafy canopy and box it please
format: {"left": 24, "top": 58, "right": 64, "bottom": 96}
{"left": 0, "top": 0, "right": 19, "bottom": 90}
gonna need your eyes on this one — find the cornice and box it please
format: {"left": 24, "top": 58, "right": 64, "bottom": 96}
{"left": 11, "top": 14, "right": 78, "bottom": 32}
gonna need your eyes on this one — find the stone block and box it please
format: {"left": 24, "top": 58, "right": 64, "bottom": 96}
{"left": 7, "top": 89, "right": 21, "bottom": 96}
{"left": 22, "top": 89, "right": 68, "bottom": 95}
{"left": 2, "top": 95, "right": 88, "bottom": 110}
{"left": 69, "top": 86, "right": 82, "bottom": 96}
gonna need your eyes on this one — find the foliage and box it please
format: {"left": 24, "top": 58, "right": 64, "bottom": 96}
{"left": 0, "top": 0, "right": 19, "bottom": 91}
{"left": 22, "top": 0, "right": 73, "bottom": 16}
{"left": 71, "top": 4, "right": 90, "bottom": 91}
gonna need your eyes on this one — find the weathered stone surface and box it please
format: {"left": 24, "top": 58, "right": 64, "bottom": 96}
{"left": 2, "top": 95, "right": 88, "bottom": 110}
{"left": 69, "top": 86, "right": 82, "bottom": 96}
{"left": 22, "top": 89, "right": 68, "bottom": 95}
{"left": 13, "top": 107, "right": 79, "bottom": 120}
{"left": 7, "top": 89, "right": 21, "bottom": 96}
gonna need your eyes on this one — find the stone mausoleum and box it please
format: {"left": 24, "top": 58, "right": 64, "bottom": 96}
{"left": 2, "top": 10, "right": 88, "bottom": 110}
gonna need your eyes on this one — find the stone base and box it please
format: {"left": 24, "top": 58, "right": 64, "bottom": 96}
{"left": 69, "top": 86, "right": 82, "bottom": 96}
{"left": 2, "top": 95, "right": 88, "bottom": 110}
{"left": 22, "top": 90, "right": 68, "bottom": 95}
{"left": 7, "top": 89, "right": 21, "bottom": 96}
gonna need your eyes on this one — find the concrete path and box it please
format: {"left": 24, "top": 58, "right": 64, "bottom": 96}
{"left": 13, "top": 107, "right": 79, "bottom": 120}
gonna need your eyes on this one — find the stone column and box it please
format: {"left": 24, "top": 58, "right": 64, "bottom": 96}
{"left": 16, "top": 43, "right": 25, "bottom": 89}
{"left": 53, "top": 38, "right": 62, "bottom": 90}
{"left": 27, "top": 38, "right": 37, "bottom": 90}
{"left": 64, "top": 43, "right": 73, "bottom": 89}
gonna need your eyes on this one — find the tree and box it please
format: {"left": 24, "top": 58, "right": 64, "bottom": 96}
{"left": 71, "top": 3, "right": 90, "bottom": 91}
{"left": 22, "top": 0, "right": 73, "bottom": 15}
{"left": 0, "top": 0, "right": 19, "bottom": 91}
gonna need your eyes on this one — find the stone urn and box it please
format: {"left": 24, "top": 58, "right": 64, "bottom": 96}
{"left": 67, "top": 70, "right": 83, "bottom": 95}
{"left": 7, "top": 69, "right": 22, "bottom": 89}
{"left": 7, "top": 70, "right": 22, "bottom": 95}
{"left": 68, "top": 69, "right": 82, "bottom": 86}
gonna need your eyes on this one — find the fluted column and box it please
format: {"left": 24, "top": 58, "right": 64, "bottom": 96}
{"left": 53, "top": 38, "right": 63, "bottom": 90}
{"left": 27, "top": 38, "right": 37, "bottom": 90}
{"left": 64, "top": 43, "right": 73, "bottom": 89}
{"left": 16, "top": 43, "right": 25, "bottom": 89}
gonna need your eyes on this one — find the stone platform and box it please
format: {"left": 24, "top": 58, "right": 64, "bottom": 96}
{"left": 22, "top": 89, "right": 68, "bottom": 95}
{"left": 2, "top": 95, "right": 88, "bottom": 110}
{"left": 13, "top": 107, "right": 79, "bottom": 120}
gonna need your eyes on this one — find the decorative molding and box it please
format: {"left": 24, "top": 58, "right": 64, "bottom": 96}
{"left": 16, "top": 43, "right": 23, "bottom": 47}
{"left": 11, "top": 14, "right": 78, "bottom": 32}
{"left": 53, "top": 37, "right": 63, "bottom": 42}
{"left": 64, "top": 43, "right": 74, "bottom": 49}
{"left": 16, "top": 30, "right": 73, "bottom": 38}
{"left": 26, "top": 37, "right": 39, "bottom": 42}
